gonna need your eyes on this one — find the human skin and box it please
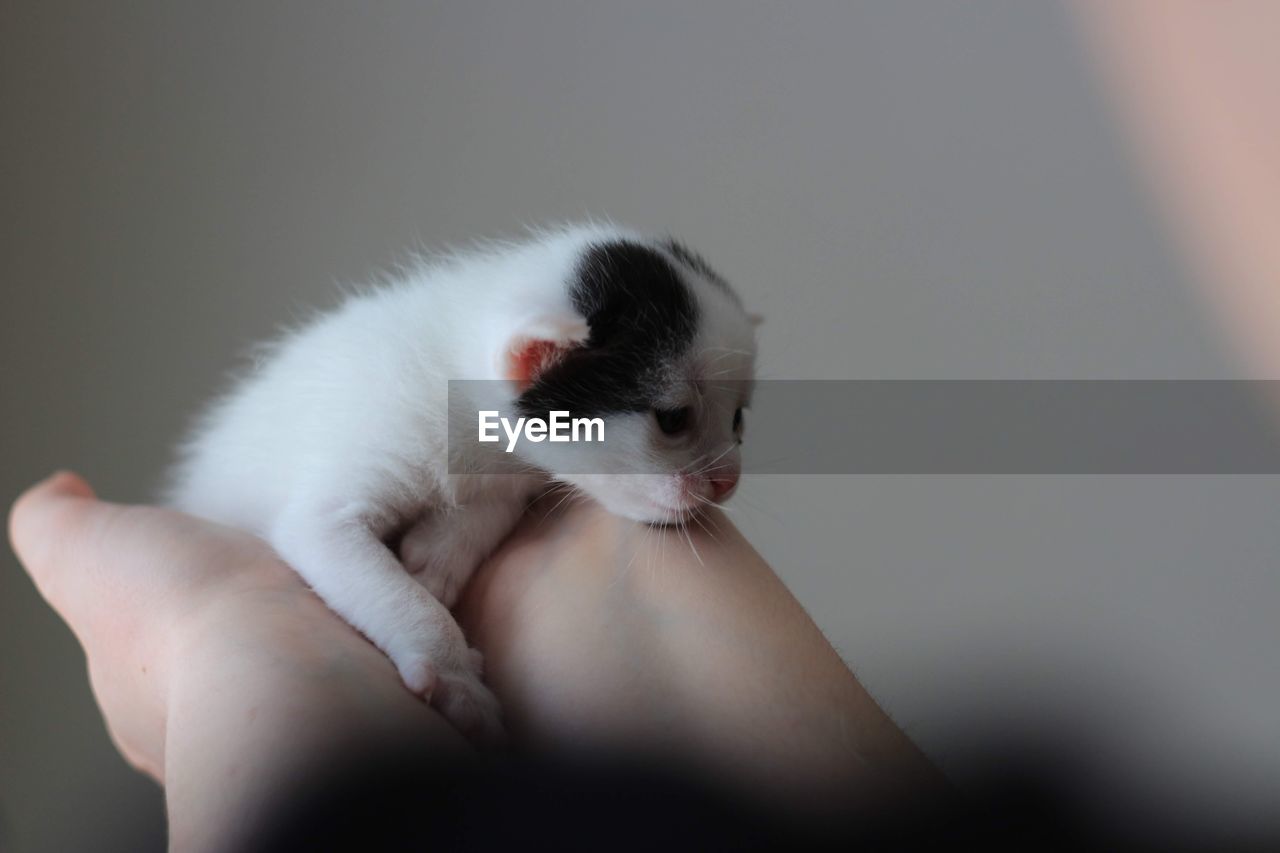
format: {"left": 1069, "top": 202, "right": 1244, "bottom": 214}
{"left": 1075, "top": 1, "right": 1280, "bottom": 378}
{"left": 8, "top": 472, "right": 944, "bottom": 850}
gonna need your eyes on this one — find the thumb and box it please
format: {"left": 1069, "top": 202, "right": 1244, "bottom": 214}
{"left": 8, "top": 470, "right": 113, "bottom": 614}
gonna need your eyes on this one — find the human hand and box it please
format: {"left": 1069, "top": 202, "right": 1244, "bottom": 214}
{"left": 8, "top": 471, "right": 469, "bottom": 848}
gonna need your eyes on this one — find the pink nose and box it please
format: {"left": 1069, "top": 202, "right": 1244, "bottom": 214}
{"left": 709, "top": 472, "right": 739, "bottom": 502}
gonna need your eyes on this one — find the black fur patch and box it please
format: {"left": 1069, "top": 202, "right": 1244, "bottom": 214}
{"left": 662, "top": 239, "right": 740, "bottom": 304}
{"left": 517, "top": 241, "right": 699, "bottom": 418}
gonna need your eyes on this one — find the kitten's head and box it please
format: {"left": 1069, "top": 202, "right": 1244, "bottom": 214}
{"left": 504, "top": 232, "right": 758, "bottom": 524}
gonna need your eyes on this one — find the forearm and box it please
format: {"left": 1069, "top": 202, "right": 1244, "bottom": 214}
{"left": 461, "top": 502, "right": 945, "bottom": 811}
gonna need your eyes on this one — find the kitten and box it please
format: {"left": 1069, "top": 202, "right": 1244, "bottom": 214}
{"left": 166, "top": 223, "right": 758, "bottom": 743}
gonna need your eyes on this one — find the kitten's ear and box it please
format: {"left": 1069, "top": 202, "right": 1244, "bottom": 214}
{"left": 501, "top": 313, "right": 590, "bottom": 390}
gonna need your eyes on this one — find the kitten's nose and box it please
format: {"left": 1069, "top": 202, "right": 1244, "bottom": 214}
{"left": 709, "top": 472, "right": 739, "bottom": 502}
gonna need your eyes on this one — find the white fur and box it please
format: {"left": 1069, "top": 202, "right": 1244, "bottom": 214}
{"left": 166, "top": 223, "right": 757, "bottom": 743}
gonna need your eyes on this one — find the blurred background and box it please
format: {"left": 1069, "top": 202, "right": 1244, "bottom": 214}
{"left": 3, "top": 1, "right": 1277, "bottom": 849}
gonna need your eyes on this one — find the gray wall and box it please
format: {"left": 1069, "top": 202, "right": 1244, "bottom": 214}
{"left": 2, "top": 2, "right": 1276, "bottom": 849}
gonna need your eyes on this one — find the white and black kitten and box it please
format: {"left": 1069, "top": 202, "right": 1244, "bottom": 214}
{"left": 167, "top": 223, "right": 758, "bottom": 742}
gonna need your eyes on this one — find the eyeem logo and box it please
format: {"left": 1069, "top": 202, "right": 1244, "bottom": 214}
{"left": 478, "top": 411, "right": 604, "bottom": 453}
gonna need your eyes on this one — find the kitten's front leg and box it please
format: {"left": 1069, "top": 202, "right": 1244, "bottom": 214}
{"left": 399, "top": 497, "right": 529, "bottom": 608}
{"left": 271, "top": 503, "right": 503, "bottom": 745}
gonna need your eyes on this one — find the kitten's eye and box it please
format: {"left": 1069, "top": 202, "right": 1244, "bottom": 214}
{"left": 654, "top": 406, "right": 692, "bottom": 436}
{"left": 733, "top": 407, "right": 744, "bottom": 437}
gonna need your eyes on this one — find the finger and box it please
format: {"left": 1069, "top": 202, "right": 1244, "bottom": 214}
{"left": 7, "top": 470, "right": 115, "bottom": 612}
{"left": 9, "top": 470, "right": 98, "bottom": 560}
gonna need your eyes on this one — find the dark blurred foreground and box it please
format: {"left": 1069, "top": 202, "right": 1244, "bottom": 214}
{"left": 244, "top": 738, "right": 1280, "bottom": 852}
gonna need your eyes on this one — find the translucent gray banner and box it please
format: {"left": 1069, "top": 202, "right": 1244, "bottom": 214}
{"left": 447, "top": 380, "right": 1280, "bottom": 474}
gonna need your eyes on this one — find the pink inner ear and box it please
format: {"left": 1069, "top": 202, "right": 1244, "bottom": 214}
{"left": 506, "top": 338, "right": 566, "bottom": 390}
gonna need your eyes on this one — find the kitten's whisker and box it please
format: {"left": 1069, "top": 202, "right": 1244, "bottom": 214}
{"left": 732, "top": 492, "right": 786, "bottom": 526}
{"left": 531, "top": 481, "right": 567, "bottom": 503}
{"left": 692, "top": 454, "right": 732, "bottom": 479}
{"left": 699, "top": 346, "right": 752, "bottom": 358}
{"left": 688, "top": 508, "right": 721, "bottom": 546}
{"left": 617, "top": 520, "right": 649, "bottom": 588}
{"left": 681, "top": 446, "right": 721, "bottom": 475}
{"left": 546, "top": 486, "right": 579, "bottom": 518}
{"left": 681, "top": 519, "right": 705, "bottom": 567}
{"left": 534, "top": 483, "right": 578, "bottom": 526}
{"left": 692, "top": 443, "right": 736, "bottom": 477}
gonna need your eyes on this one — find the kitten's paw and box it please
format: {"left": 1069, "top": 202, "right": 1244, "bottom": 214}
{"left": 395, "top": 654, "right": 441, "bottom": 699}
{"left": 393, "top": 649, "right": 504, "bottom": 747}
{"left": 435, "top": 669, "right": 505, "bottom": 747}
